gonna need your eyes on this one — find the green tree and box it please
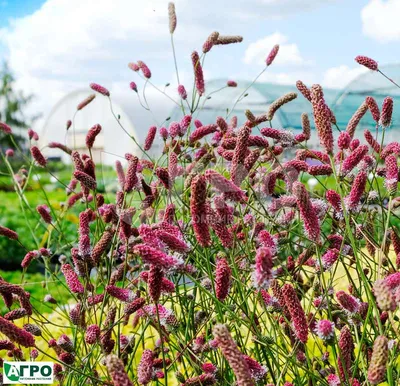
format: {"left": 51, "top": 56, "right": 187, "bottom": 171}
{"left": 0, "top": 62, "right": 38, "bottom": 149}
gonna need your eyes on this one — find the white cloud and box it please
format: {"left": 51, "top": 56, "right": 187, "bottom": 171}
{"left": 361, "top": 0, "right": 400, "bottom": 42}
{"left": 244, "top": 33, "right": 310, "bottom": 67}
{"left": 322, "top": 65, "right": 367, "bottom": 89}
{"left": 0, "top": 0, "right": 339, "bottom": 134}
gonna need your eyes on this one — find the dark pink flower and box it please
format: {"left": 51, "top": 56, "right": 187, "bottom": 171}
{"left": 0, "top": 316, "right": 35, "bottom": 347}
{"left": 148, "top": 264, "right": 163, "bottom": 303}
{"left": 364, "top": 130, "right": 381, "bottom": 153}
{"left": 105, "top": 354, "right": 133, "bottom": 386}
{"left": 365, "top": 96, "right": 380, "bottom": 123}
{"left": 231, "top": 125, "right": 251, "bottom": 185}
{"left": 123, "top": 297, "right": 146, "bottom": 317}
{"left": 155, "top": 230, "right": 189, "bottom": 253}
{"left": 327, "top": 374, "right": 340, "bottom": 386}
{"left": 90, "top": 82, "right": 110, "bottom": 96}
{"left": 340, "top": 145, "right": 368, "bottom": 176}
{"left": 85, "top": 124, "right": 102, "bottom": 149}
{"left": 128, "top": 62, "right": 139, "bottom": 71}
{"left": 212, "top": 324, "right": 254, "bottom": 386}
{"left": 215, "top": 258, "right": 232, "bottom": 302}
{"left": 124, "top": 156, "right": 139, "bottom": 193}
{"left": 227, "top": 80, "right": 237, "bottom": 87}
{"left": 205, "top": 169, "right": 246, "bottom": 202}
{"left": 0, "top": 225, "right": 18, "bottom": 240}
{"left": 282, "top": 283, "right": 308, "bottom": 343}
{"left": 129, "top": 81, "right": 138, "bottom": 92}
{"left": 310, "top": 85, "right": 334, "bottom": 154}
{"left": 355, "top": 55, "right": 378, "bottom": 71}
{"left": 155, "top": 167, "right": 171, "bottom": 190}
{"left": 137, "top": 60, "right": 152, "bottom": 79}
{"left": 318, "top": 249, "right": 339, "bottom": 271}
{"left": 384, "top": 154, "right": 398, "bottom": 195}
{"left": 21, "top": 250, "right": 39, "bottom": 269}
{"left": 308, "top": 164, "right": 333, "bottom": 176}
{"left": 252, "top": 247, "right": 273, "bottom": 289}
{"left": 337, "top": 326, "right": 354, "bottom": 381}
{"left": 144, "top": 126, "right": 157, "bottom": 151}
{"left": 74, "top": 170, "right": 97, "bottom": 190}
{"left": 189, "top": 124, "right": 218, "bottom": 143}
{"left": 190, "top": 175, "right": 211, "bottom": 247}
{"left": 266, "top": 44, "right": 279, "bottom": 66}
{"left": 380, "top": 96, "right": 393, "bottom": 127}
{"left": 5, "top": 148, "right": 14, "bottom": 157}
{"left": 296, "top": 80, "right": 311, "bottom": 101}
{"left": 336, "top": 290, "right": 360, "bottom": 314}
{"left": 191, "top": 51, "right": 205, "bottom": 96}
{"left": 138, "top": 349, "right": 154, "bottom": 385}
{"left": 0, "top": 122, "right": 12, "bottom": 134}
{"left": 85, "top": 324, "right": 100, "bottom": 344}
{"left": 106, "top": 285, "right": 136, "bottom": 303}
{"left": 61, "top": 264, "right": 84, "bottom": 294}
{"left": 346, "top": 101, "right": 368, "bottom": 138}
{"left": 243, "top": 356, "right": 267, "bottom": 381}
{"left": 30, "top": 146, "right": 47, "bottom": 167}
{"left": 133, "top": 244, "right": 182, "bottom": 269}
{"left": 49, "top": 142, "right": 72, "bottom": 155}
{"left": 337, "top": 131, "right": 351, "bottom": 150}
{"left": 314, "top": 320, "right": 335, "bottom": 341}
{"left": 159, "top": 126, "right": 168, "bottom": 140}
{"left": 344, "top": 171, "right": 367, "bottom": 211}
{"left": 177, "top": 84, "right": 187, "bottom": 99}
{"left": 36, "top": 204, "right": 52, "bottom": 224}
{"left": 293, "top": 181, "right": 320, "bottom": 242}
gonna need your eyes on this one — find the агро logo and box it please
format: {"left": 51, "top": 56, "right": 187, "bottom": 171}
{"left": 3, "top": 361, "right": 54, "bottom": 384}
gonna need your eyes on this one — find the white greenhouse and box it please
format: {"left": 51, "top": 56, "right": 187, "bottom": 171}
{"left": 40, "top": 89, "right": 141, "bottom": 165}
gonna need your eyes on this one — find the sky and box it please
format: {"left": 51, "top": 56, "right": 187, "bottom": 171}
{"left": 0, "top": 0, "right": 399, "bottom": 131}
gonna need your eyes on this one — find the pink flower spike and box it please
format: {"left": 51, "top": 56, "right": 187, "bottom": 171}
{"left": 191, "top": 51, "right": 205, "bottom": 96}
{"left": 106, "top": 285, "right": 136, "bottom": 303}
{"left": 282, "top": 283, "right": 308, "bottom": 343}
{"left": 61, "top": 264, "right": 85, "bottom": 294}
{"left": 0, "top": 225, "right": 19, "bottom": 240}
{"left": 380, "top": 96, "right": 393, "bottom": 128}
{"left": 314, "top": 320, "right": 335, "bottom": 341}
{"left": 36, "top": 204, "right": 52, "bottom": 224}
{"left": 177, "top": 84, "right": 187, "bottom": 100}
{"left": 144, "top": 126, "right": 157, "bottom": 151}
{"left": 293, "top": 181, "right": 320, "bottom": 242}
{"left": 266, "top": 44, "right": 279, "bottom": 66}
{"left": 85, "top": 124, "right": 102, "bottom": 149}
{"left": 384, "top": 154, "right": 398, "bottom": 195}
{"left": 252, "top": 247, "right": 274, "bottom": 289}
{"left": 5, "top": 148, "right": 14, "bottom": 157}
{"left": 336, "top": 290, "right": 360, "bottom": 314}
{"left": 90, "top": 83, "right": 110, "bottom": 97}
{"left": 355, "top": 55, "right": 378, "bottom": 71}
{"left": 30, "top": 146, "right": 47, "bottom": 167}
{"left": 215, "top": 258, "right": 232, "bottom": 302}
{"left": 0, "top": 122, "right": 12, "bottom": 134}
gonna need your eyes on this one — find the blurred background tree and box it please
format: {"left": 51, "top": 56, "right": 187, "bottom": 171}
{"left": 0, "top": 61, "right": 39, "bottom": 150}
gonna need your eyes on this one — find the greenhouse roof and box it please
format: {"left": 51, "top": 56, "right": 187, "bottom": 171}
{"left": 171, "top": 64, "right": 400, "bottom": 135}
